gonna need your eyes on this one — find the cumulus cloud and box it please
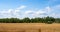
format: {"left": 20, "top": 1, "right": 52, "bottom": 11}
{"left": 0, "top": 5, "right": 60, "bottom": 18}
{"left": 17, "top": 5, "right": 26, "bottom": 10}
{"left": 49, "top": 5, "right": 60, "bottom": 18}
{"left": 35, "top": 11, "right": 47, "bottom": 15}
{"left": 0, "top": 5, "right": 52, "bottom": 18}
{"left": 24, "top": 9, "right": 48, "bottom": 18}
{"left": 45, "top": 6, "right": 51, "bottom": 12}
{"left": 0, "top": 5, "right": 26, "bottom": 18}
{"left": 29, "top": 5, "right": 60, "bottom": 18}
{"left": 25, "top": 10, "right": 34, "bottom": 15}
{"left": 25, "top": 10, "right": 46, "bottom": 15}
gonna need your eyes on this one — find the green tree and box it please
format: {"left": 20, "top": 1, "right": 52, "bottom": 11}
{"left": 55, "top": 18, "right": 60, "bottom": 23}
{"left": 44, "top": 16, "right": 55, "bottom": 24}
{"left": 22, "top": 17, "right": 31, "bottom": 23}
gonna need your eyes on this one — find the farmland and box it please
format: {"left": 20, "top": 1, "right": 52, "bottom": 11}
{"left": 0, "top": 23, "right": 60, "bottom": 32}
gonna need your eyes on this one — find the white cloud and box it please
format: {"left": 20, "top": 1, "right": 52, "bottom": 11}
{"left": 0, "top": 5, "right": 26, "bottom": 18}
{"left": 24, "top": 9, "right": 48, "bottom": 18}
{"left": 25, "top": 10, "right": 33, "bottom": 14}
{"left": 47, "top": 5, "right": 60, "bottom": 18}
{"left": 36, "top": 10, "right": 46, "bottom": 15}
{"left": 45, "top": 6, "right": 51, "bottom": 11}
{"left": 0, "top": 5, "right": 60, "bottom": 18}
{"left": 0, "top": 5, "right": 53, "bottom": 18}
{"left": 23, "top": 5, "right": 60, "bottom": 18}
{"left": 17, "top": 5, "right": 26, "bottom": 10}
{"left": 25, "top": 10, "right": 46, "bottom": 15}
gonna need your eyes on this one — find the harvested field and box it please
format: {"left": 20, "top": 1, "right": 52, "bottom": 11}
{"left": 0, "top": 23, "right": 60, "bottom": 32}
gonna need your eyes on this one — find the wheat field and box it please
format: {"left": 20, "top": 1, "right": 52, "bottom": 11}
{"left": 0, "top": 23, "right": 60, "bottom": 32}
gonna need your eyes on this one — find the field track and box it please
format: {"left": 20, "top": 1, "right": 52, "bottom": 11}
{"left": 0, "top": 23, "right": 60, "bottom": 32}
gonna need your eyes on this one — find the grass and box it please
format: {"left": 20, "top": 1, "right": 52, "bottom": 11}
{"left": 0, "top": 23, "right": 60, "bottom": 32}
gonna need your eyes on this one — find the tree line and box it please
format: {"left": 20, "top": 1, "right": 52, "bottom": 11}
{"left": 0, "top": 16, "right": 60, "bottom": 24}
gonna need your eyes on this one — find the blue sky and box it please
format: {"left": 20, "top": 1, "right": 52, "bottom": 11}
{"left": 0, "top": 0, "right": 60, "bottom": 18}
